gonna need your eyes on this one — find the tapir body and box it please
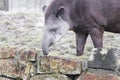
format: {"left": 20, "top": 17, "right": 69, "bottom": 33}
{"left": 42, "top": 0, "right": 120, "bottom": 56}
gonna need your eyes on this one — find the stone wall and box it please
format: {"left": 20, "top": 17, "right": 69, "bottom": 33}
{"left": 0, "top": 47, "right": 120, "bottom": 80}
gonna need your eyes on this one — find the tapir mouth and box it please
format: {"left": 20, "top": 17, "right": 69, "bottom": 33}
{"left": 42, "top": 35, "right": 54, "bottom": 55}
{"left": 42, "top": 41, "right": 49, "bottom": 55}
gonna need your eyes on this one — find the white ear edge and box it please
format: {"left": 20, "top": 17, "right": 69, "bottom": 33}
{"left": 42, "top": 5, "right": 47, "bottom": 13}
{"left": 58, "top": 6, "right": 64, "bottom": 10}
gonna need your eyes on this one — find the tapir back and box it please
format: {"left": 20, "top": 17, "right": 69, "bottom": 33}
{"left": 66, "top": 0, "right": 120, "bottom": 33}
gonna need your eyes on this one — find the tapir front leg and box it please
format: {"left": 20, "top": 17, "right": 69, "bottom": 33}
{"left": 76, "top": 32, "right": 88, "bottom": 56}
{"left": 90, "top": 28, "right": 104, "bottom": 48}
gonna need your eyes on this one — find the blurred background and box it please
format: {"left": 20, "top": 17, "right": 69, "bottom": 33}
{"left": 0, "top": 0, "right": 51, "bottom": 13}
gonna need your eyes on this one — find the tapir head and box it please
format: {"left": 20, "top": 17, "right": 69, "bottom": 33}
{"left": 42, "top": 4, "right": 70, "bottom": 55}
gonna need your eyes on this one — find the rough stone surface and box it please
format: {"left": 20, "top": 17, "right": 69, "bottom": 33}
{"left": 29, "top": 63, "right": 37, "bottom": 77}
{"left": 37, "top": 56, "right": 82, "bottom": 75}
{"left": 16, "top": 48, "right": 37, "bottom": 61}
{"left": 88, "top": 48, "right": 117, "bottom": 70}
{"left": 77, "top": 71, "right": 120, "bottom": 80}
{"left": 0, "top": 47, "right": 37, "bottom": 61}
{"left": 30, "top": 74, "right": 71, "bottom": 80}
{"left": 0, "top": 48, "right": 120, "bottom": 80}
{"left": 0, "top": 47, "right": 17, "bottom": 59}
{"left": 0, "top": 77, "right": 11, "bottom": 80}
{"left": 59, "top": 58, "right": 81, "bottom": 74}
{"left": 0, "top": 60, "right": 33, "bottom": 79}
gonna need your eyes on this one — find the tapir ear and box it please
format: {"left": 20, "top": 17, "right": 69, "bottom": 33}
{"left": 42, "top": 5, "right": 47, "bottom": 13}
{"left": 56, "top": 6, "right": 64, "bottom": 17}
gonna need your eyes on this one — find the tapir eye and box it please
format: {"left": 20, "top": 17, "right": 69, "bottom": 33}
{"left": 55, "top": 13, "right": 59, "bottom": 17}
{"left": 50, "top": 28, "right": 57, "bottom": 33}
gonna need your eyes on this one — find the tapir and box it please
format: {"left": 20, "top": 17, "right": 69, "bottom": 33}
{"left": 42, "top": 0, "right": 120, "bottom": 56}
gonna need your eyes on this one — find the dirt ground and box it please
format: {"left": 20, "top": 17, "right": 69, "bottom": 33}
{"left": 0, "top": 12, "right": 120, "bottom": 56}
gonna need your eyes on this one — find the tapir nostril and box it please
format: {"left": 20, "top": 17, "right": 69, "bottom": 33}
{"left": 49, "top": 41, "right": 54, "bottom": 47}
{"left": 48, "top": 37, "right": 54, "bottom": 47}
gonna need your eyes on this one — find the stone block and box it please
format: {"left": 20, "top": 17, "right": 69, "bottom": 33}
{"left": 30, "top": 74, "right": 71, "bottom": 80}
{"left": 0, "top": 47, "right": 37, "bottom": 61}
{"left": 29, "top": 63, "right": 37, "bottom": 77}
{"left": 88, "top": 48, "right": 118, "bottom": 70}
{"left": 0, "top": 77, "right": 11, "bottom": 80}
{"left": 16, "top": 48, "right": 37, "bottom": 61}
{"left": 37, "top": 56, "right": 51, "bottom": 73}
{"left": 0, "top": 47, "right": 17, "bottom": 59}
{"left": 0, "top": 60, "right": 35, "bottom": 79}
{"left": 77, "top": 71, "right": 120, "bottom": 80}
{"left": 59, "top": 58, "right": 82, "bottom": 74}
{"left": 37, "top": 56, "right": 82, "bottom": 75}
